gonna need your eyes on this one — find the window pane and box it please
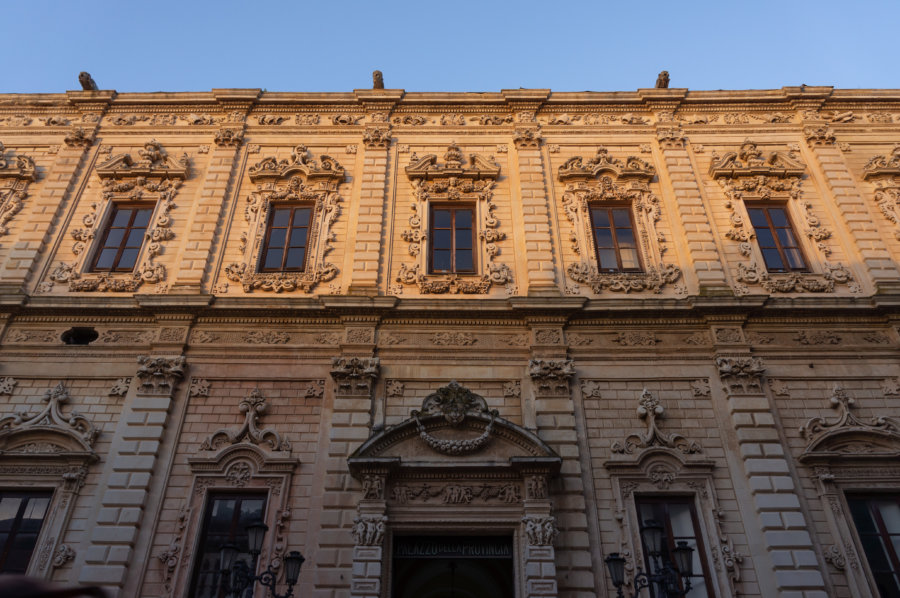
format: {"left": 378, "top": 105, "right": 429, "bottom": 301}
{"left": 455, "top": 210, "right": 472, "bottom": 228}
{"left": 433, "top": 249, "right": 451, "bottom": 271}
{"left": 292, "top": 208, "right": 310, "bottom": 228}
{"left": 0, "top": 498, "right": 21, "bottom": 531}
{"left": 268, "top": 228, "right": 287, "bottom": 248}
{"left": 118, "top": 248, "right": 139, "bottom": 270}
{"left": 616, "top": 227, "right": 636, "bottom": 247}
{"left": 747, "top": 208, "right": 768, "bottom": 227}
{"left": 21, "top": 498, "right": 49, "bottom": 531}
{"left": 433, "top": 210, "right": 451, "bottom": 229}
{"left": 289, "top": 227, "right": 309, "bottom": 247}
{"left": 104, "top": 228, "right": 125, "bottom": 248}
{"left": 95, "top": 248, "right": 118, "bottom": 270}
{"left": 591, "top": 209, "right": 610, "bottom": 228}
{"left": 0, "top": 493, "right": 51, "bottom": 575}
{"left": 285, "top": 248, "right": 306, "bottom": 269}
{"left": 878, "top": 500, "right": 900, "bottom": 534}
{"left": 133, "top": 209, "right": 153, "bottom": 228}
{"left": 272, "top": 208, "right": 290, "bottom": 227}
{"left": 594, "top": 228, "right": 613, "bottom": 248}
{"left": 456, "top": 228, "right": 472, "bottom": 250}
{"left": 755, "top": 228, "right": 776, "bottom": 248}
{"left": 264, "top": 248, "right": 284, "bottom": 270}
{"left": 126, "top": 229, "right": 145, "bottom": 247}
{"left": 668, "top": 504, "right": 694, "bottom": 537}
{"left": 785, "top": 248, "right": 805, "bottom": 270}
{"left": 769, "top": 208, "right": 789, "bottom": 227}
{"left": 776, "top": 227, "right": 798, "bottom": 248}
{"left": 112, "top": 208, "right": 132, "bottom": 227}
{"left": 598, "top": 249, "right": 618, "bottom": 271}
{"left": 761, "top": 248, "right": 784, "bottom": 271}
{"left": 612, "top": 209, "right": 632, "bottom": 227}
{"left": 456, "top": 250, "right": 473, "bottom": 272}
{"left": 620, "top": 249, "right": 640, "bottom": 270}
{"left": 433, "top": 230, "right": 452, "bottom": 249}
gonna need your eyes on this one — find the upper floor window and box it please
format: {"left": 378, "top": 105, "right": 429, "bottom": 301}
{"left": 0, "top": 490, "right": 52, "bottom": 574}
{"left": 430, "top": 205, "right": 475, "bottom": 274}
{"left": 746, "top": 204, "right": 807, "bottom": 272}
{"left": 189, "top": 493, "right": 267, "bottom": 598}
{"left": 260, "top": 206, "right": 312, "bottom": 272}
{"left": 847, "top": 495, "right": 900, "bottom": 597}
{"left": 590, "top": 205, "right": 641, "bottom": 273}
{"left": 635, "top": 496, "right": 713, "bottom": 597}
{"left": 91, "top": 203, "right": 154, "bottom": 272}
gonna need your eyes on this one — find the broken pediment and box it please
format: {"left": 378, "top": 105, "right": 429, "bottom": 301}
{"left": 405, "top": 143, "right": 500, "bottom": 181}
{"left": 248, "top": 144, "right": 345, "bottom": 184}
{"left": 709, "top": 139, "right": 805, "bottom": 179}
{"left": 96, "top": 140, "right": 189, "bottom": 180}
{"left": 0, "top": 142, "right": 36, "bottom": 182}
{"left": 557, "top": 147, "right": 655, "bottom": 182}
{"left": 863, "top": 145, "right": 900, "bottom": 179}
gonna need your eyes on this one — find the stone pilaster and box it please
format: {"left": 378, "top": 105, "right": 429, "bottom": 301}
{"left": 715, "top": 355, "right": 827, "bottom": 598}
{"left": 346, "top": 126, "right": 390, "bottom": 294}
{"left": 802, "top": 125, "right": 900, "bottom": 291}
{"left": 513, "top": 127, "right": 558, "bottom": 295}
{"left": 169, "top": 127, "right": 244, "bottom": 292}
{"left": 78, "top": 356, "right": 185, "bottom": 590}
{"left": 656, "top": 126, "right": 729, "bottom": 292}
{"left": 349, "top": 468, "right": 388, "bottom": 598}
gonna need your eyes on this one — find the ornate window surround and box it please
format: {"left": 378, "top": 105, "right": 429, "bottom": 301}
{"left": 0, "top": 381, "right": 99, "bottom": 578}
{"left": 604, "top": 389, "right": 741, "bottom": 597}
{"left": 162, "top": 387, "right": 298, "bottom": 598}
{"left": 50, "top": 140, "right": 189, "bottom": 292}
{"left": 396, "top": 144, "right": 513, "bottom": 294}
{"left": 862, "top": 144, "right": 900, "bottom": 240}
{"left": 0, "top": 141, "right": 37, "bottom": 238}
{"left": 558, "top": 147, "right": 682, "bottom": 294}
{"left": 224, "top": 144, "right": 345, "bottom": 293}
{"left": 799, "top": 384, "right": 900, "bottom": 598}
{"left": 709, "top": 140, "right": 856, "bottom": 294}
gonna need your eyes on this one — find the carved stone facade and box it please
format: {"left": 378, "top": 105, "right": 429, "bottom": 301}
{"left": 0, "top": 84, "right": 899, "bottom": 598}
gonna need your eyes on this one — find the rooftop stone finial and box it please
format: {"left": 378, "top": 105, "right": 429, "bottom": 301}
{"left": 655, "top": 71, "right": 669, "bottom": 89}
{"left": 373, "top": 70, "right": 384, "bottom": 89}
{"left": 78, "top": 71, "right": 97, "bottom": 91}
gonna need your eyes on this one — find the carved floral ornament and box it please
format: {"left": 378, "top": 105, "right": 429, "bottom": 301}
{"left": 0, "top": 382, "right": 99, "bottom": 455}
{"left": 862, "top": 145, "right": 900, "bottom": 239}
{"left": 49, "top": 140, "right": 188, "bottom": 292}
{"left": 411, "top": 381, "right": 499, "bottom": 456}
{"left": 558, "top": 147, "right": 681, "bottom": 294}
{"left": 200, "top": 387, "right": 290, "bottom": 453}
{"left": 223, "top": 145, "right": 345, "bottom": 293}
{"left": 611, "top": 389, "right": 702, "bottom": 456}
{"left": 709, "top": 140, "right": 856, "bottom": 295}
{"left": 0, "top": 141, "right": 37, "bottom": 238}
{"left": 396, "top": 144, "right": 513, "bottom": 294}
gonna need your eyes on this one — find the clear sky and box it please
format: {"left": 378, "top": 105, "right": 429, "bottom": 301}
{"left": 3, "top": 0, "right": 898, "bottom": 94}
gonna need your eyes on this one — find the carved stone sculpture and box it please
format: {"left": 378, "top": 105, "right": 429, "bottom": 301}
{"left": 522, "top": 515, "right": 558, "bottom": 546}
{"left": 715, "top": 356, "right": 764, "bottom": 394}
{"left": 0, "top": 382, "right": 99, "bottom": 448}
{"left": 78, "top": 72, "right": 97, "bottom": 91}
{"left": 529, "top": 359, "right": 575, "bottom": 396}
{"left": 200, "top": 388, "right": 290, "bottom": 452}
{"left": 135, "top": 355, "right": 185, "bottom": 396}
{"left": 611, "top": 389, "right": 701, "bottom": 454}
{"left": 352, "top": 515, "right": 387, "bottom": 546}
{"left": 372, "top": 70, "right": 384, "bottom": 89}
{"left": 410, "top": 381, "right": 499, "bottom": 455}
{"left": 655, "top": 71, "right": 670, "bottom": 89}
{"left": 800, "top": 384, "right": 900, "bottom": 447}
{"left": 330, "top": 357, "right": 380, "bottom": 395}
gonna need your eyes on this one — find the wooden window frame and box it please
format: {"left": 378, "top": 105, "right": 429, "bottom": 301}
{"left": 188, "top": 491, "right": 269, "bottom": 598}
{"left": 428, "top": 204, "right": 477, "bottom": 275}
{"left": 0, "top": 490, "right": 53, "bottom": 574}
{"left": 744, "top": 202, "right": 808, "bottom": 273}
{"left": 634, "top": 495, "right": 716, "bottom": 598}
{"left": 90, "top": 202, "right": 155, "bottom": 272}
{"left": 259, "top": 204, "right": 313, "bottom": 272}
{"left": 846, "top": 493, "right": 900, "bottom": 597}
{"left": 588, "top": 204, "right": 643, "bottom": 273}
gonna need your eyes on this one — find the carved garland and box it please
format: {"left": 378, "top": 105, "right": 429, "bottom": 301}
{"left": 410, "top": 381, "right": 499, "bottom": 456}
{"left": 709, "top": 140, "right": 856, "bottom": 295}
{"left": 396, "top": 144, "right": 512, "bottom": 294}
{"left": 862, "top": 145, "right": 900, "bottom": 239}
{"left": 50, "top": 140, "right": 188, "bottom": 292}
{"left": 558, "top": 147, "right": 681, "bottom": 294}
{"left": 223, "top": 145, "right": 345, "bottom": 293}
{"left": 0, "top": 141, "right": 37, "bottom": 237}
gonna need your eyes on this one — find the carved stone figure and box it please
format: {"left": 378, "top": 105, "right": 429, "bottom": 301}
{"left": 78, "top": 71, "right": 97, "bottom": 91}
{"left": 655, "top": 71, "right": 670, "bottom": 88}
{"left": 373, "top": 70, "right": 384, "bottom": 89}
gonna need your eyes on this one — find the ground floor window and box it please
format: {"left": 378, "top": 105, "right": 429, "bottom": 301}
{"left": 635, "top": 496, "right": 713, "bottom": 597}
{"left": 392, "top": 535, "right": 515, "bottom": 598}
{"left": 189, "top": 493, "right": 267, "bottom": 598}
{"left": 848, "top": 495, "right": 900, "bottom": 598}
{"left": 0, "top": 490, "right": 52, "bottom": 574}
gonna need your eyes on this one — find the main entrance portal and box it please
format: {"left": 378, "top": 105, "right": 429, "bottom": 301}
{"left": 392, "top": 536, "right": 515, "bottom": 598}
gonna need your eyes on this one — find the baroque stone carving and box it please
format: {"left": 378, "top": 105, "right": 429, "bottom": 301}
{"left": 64, "top": 140, "right": 188, "bottom": 292}
{"left": 0, "top": 382, "right": 99, "bottom": 448}
{"left": 613, "top": 332, "right": 659, "bottom": 346}
{"left": 0, "top": 377, "right": 16, "bottom": 395}
{"left": 716, "top": 356, "right": 765, "bottom": 394}
{"left": 522, "top": 515, "right": 558, "bottom": 546}
{"left": 330, "top": 357, "right": 380, "bottom": 396}
{"left": 611, "top": 389, "right": 701, "bottom": 455}
{"left": 512, "top": 127, "right": 541, "bottom": 148}
{"left": 135, "top": 355, "right": 185, "bottom": 396}
{"left": 804, "top": 125, "right": 836, "bottom": 146}
{"left": 529, "top": 359, "right": 575, "bottom": 396}
{"left": 200, "top": 387, "right": 290, "bottom": 452}
{"left": 0, "top": 142, "right": 37, "bottom": 237}
{"left": 108, "top": 377, "right": 131, "bottom": 397}
{"left": 63, "top": 127, "right": 95, "bottom": 148}
{"left": 863, "top": 145, "right": 900, "bottom": 238}
{"left": 559, "top": 147, "right": 681, "bottom": 294}
{"left": 397, "top": 144, "right": 511, "bottom": 294}
{"left": 189, "top": 378, "right": 210, "bottom": 398}
{"left": 411, "top": 381, "right": 498, "bottom": 455}
{"left": 225, "top": 145, "right": 344, "bottom": 293}
{"left": 795, "top": 330, "right": 841, "bottom": 345}
{"left": 734, "top": 260, "right": 856, "bottom": 294}
{"left": 352, "top": 515, "right": 387, "bottom": 546}
{"left": 431, "top": 332, "right": 476, "bottom": 346}
{"left": 52, "top": 544, "right": 75, "bottom": 569}
{"left": 800, "top": 384, "right": 900, "bottom": 447}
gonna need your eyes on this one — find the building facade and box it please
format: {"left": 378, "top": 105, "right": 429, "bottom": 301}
{"left": 0, "top": 84, "right": 899, "bottom": 598}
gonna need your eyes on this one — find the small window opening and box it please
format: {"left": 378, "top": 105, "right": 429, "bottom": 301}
{"left": 61, "top": 327, "right": 98, "bottom": 345}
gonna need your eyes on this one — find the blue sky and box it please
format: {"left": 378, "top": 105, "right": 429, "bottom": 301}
{"left": 3, "top": 0, "right": 898, "bottom": 94}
